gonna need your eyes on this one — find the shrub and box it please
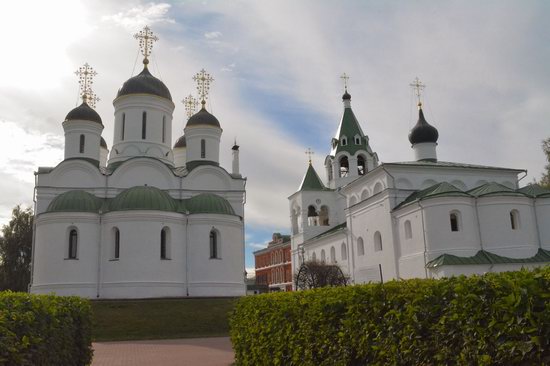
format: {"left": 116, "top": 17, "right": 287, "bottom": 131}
{"left": 0, "top": 292, "right": 93, "bottom": 365}
{"left": 230, "top": 267, "right": 550, "bottom": 365}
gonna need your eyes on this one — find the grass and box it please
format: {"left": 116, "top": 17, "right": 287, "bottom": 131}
{"left": 91, "top": 297, "right": 237, "bottom": 341}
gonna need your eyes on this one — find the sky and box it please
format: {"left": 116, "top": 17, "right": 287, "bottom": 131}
{"left": 0, "top": 0, "right": 549, "bottom": 274}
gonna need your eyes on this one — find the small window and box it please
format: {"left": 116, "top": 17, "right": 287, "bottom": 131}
{"left": 121, "top": 113, "right": 125, "bottom": 140}
{"left": 321, "top": 249, "right": 326, "bottom": 263}
{"left": 320, "top": 205, "right": 329, "bottom": 226}
{"left": 357, "top": 237, "right": 365, "bottom": 256}
{"left": 162, "top": 116, "right": 166, "bottom": 143}
{"left": 341, "top": 137, "right": 347, "bottom": 146}
{"left": 307, "top": 205, "right": 319, "bottom": 226}
{"left": 330, "top": 246, "right": 336, "bottom": 263}
{"left": 404, "top": 220, "right": 412, "bottom": 239}
{"left": 357, "top": 155, "right": 366, "bottom": 176}
{"left": 142, "top": 111, "right": 147, "bottom": 139}
{"left": 210, "top": 229, "right": 219, "bottom": 259}
{"left": 339, "top": 156, "right": 349, "bottom": 177}
{"left": 354, "top": 135, "right": 361, "bottom": 145}
{"left": 79, "top": 135, "right": 85, "bottom": 153}
{"left": 201, "top": 139, "right": 206, "bottom": 158}
{"left": 311, "top": 252, "right": 317, "bottom": 261}
{"left": 510, "top": 210, "right": 520, "bottom": 230}
{"left": 341, "top": 242, "right": 347, "bottom": 261}
{"left": 68, "top": 229, "right": 78, "bottom": 259}
{"left": 160, "top": 227, "right": 170, "bottom": 259}
{"left": 374, "top": 231, "right": 382, "bottom": 252}
{"left": 113, "top": 228, "right": 120, "bottom": 259}
{"left": 450, "top": 212, "right": 460, "bottom": 232}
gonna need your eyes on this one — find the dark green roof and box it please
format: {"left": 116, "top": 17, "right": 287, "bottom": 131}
{"left": 65, "top": 102, "right": 103, "bottom": 124}
{"left": 385, "top": 160, "right": 524, "bottom": 172}
{"left": 332, "top": 107, "right": 368, "bottom": 155}
{"left": 299, "top": 163, "right": 330, "bottom": 191}
{"left": 110, "top": 186, "right": 177, "bottom": 212}
{"left": 47, "top": 190, "right": 103, "bottom": 213}
{"left": 116, "top": 66, "right": 172, "bottom": 101}
{"left": 467, "top": 182, "right": 524, "bottom": 197}
{"left": 518, "top": 184, "right": 550, "bottom": 198}
{"left": 186, "top": 108, "right": 221, "bottom": 128}
{"left": 186, "top": 193, "right": 236, "bottom": 215}
{"left": 186, "top": 160, "right": 219, "bottom": 172}
{"left": 427, "top": 248, "right": 550, "bottom": 268}
{"left": 395, "top": 182, "right": 471, "bottom": 210}
{"left": 308, "top": 222, "right": 347, "bottom": 241}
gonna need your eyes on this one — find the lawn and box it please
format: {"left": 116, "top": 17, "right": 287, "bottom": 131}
{"left": 91, "top": 297, "right": 237, "bottom": 341}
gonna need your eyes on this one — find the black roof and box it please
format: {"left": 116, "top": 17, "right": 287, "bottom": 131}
{"left": 186, "top": 108, "right": 221, "bottom": 128}
{"left": 174, "top": 135, "right": 186, "bottom": 148}
{"left": 116, "top": 67, "right": 172, "bottom": 101}
{"left": 65, "top": 102, "right": 103, "bottom": 124}
{"left": 408, "top": 108, "right": 439, "bottom": 145}
{"left": 342, "top": 91, "right": 351, "bottom": 100}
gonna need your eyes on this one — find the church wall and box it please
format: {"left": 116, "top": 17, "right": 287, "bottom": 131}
{"left": 303, "top": 231, "right": 349, "bottom": 276}
{"left": 393, "top": 204, "right": 429, "bottom": 279}
{"left": 535, "top": 198, "right": 550, "bottom": 250}
{"left": 108, "top": 158, "right": 179, "bottom": 190}
{"left": 184, "top": 126, "right": 222, "bottom": 164}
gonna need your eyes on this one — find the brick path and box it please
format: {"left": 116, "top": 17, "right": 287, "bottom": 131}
{"left": 92, "top": 337, "right": 234, "bottom": 366}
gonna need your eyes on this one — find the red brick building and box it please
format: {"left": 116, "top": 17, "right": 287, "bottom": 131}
{"left": 254, "top": 233, "right": 292, "bottom": 292}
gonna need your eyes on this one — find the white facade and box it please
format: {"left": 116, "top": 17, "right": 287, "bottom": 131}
{"left": 30, "top": 50, "right": 246, "bottom": 299}
{"left": 290, "top": 92, "right": 550, "bottom": 287}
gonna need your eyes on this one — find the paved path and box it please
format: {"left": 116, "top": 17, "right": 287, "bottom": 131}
{"left": 92, "top": 337, "right": 234, "bottom": 366}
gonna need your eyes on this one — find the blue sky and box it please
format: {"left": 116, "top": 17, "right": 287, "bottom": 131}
{"left": 0, "top": 1, "right": 549, "bottom": 274}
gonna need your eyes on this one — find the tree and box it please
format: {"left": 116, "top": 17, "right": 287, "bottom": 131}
{"left": 294, "top": 260, "right": 348, "bottom": 290}
{"left": 0, "top": 205, "right": 33, "bottom": 291}
{"left": 540, "top": 138, "right": 550, "bottom": 189}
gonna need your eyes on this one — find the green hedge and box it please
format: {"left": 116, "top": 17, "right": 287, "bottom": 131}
{"left": 230, "top": 267, "right": 550, "bottom": 365}
{"left": 0, "top": 292, "right": 93, "bottom": 365}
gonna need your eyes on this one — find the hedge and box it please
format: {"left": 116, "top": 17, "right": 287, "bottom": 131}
{"left": 0, "top": 292, "right": 93, "bottom": 365}
{"left": 230, "top": 267, "right": 550, "bottom": 365}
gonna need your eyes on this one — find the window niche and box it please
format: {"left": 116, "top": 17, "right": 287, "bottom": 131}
{"left": 210, "top": 228, "right": 220, "bottom": 259}
{"left": 68, "top": 228, "right": 78, "bottom": 259}
{"left": 160, "top": 227, "right": 170, "bottom": 259}
{"left": 450, "top": 211, "right": 461, "bottom": 232}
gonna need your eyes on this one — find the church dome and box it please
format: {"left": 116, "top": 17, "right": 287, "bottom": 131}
{"left": 408, "top": 108, "right": 439, "bottom": 145}
{"left": 186, "top": 108, "right": 221, "bottom": 128}
{"left": 100, "top": 137, "right": 107, "bottom": 148}
{"left": 342, "top": 91, "right": 351, "bottom": 100}
{"left": 65, "top": 102, "right": 103, "bottom": 124}
{"left": 116, "top": 67, "right": 172, "bottom": 101}
{"left": 110, "top": 186, "right": 177, "bottom": 212}
{"left": 186, "top": 193, "right": 235, "bottom": 215}
{"left": 47, "top": 190, "right": 102, "bottom": 213}
{"left": 174, "top": 135, "right": 186, "bottom": 148}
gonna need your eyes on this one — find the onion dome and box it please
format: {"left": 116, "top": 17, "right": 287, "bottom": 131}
{"left": 65, "top": 102, "right": 102, "bottom": 124}
{"left": 116, "top": 67, "right": 172, "bottom": 101}
{"left": 186, "top": 193, "right": 235, "bottom": 215}
{"left": 100, "top": 137, "right": 107, "bottom": 149}
{"left": 174, "top": 135, "right": 186, "bottom": 148}
{"left": 186, "top": 108, "right": 221, "bottom": 128}
{"left": 408, "top": 107, "right": 439, "bottom": 145}
{"left": 47, "top": 190, "right": 102, "bottom": 213}
{"left": 109, "top": 186, "right": 177, "bottom": 212}
{"left": 342, "top": 91, "right": 351, "bottom": 101}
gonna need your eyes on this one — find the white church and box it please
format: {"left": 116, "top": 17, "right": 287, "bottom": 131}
{"left": 289, "top": 79, "right": 550, "bottom": 286}
{"left": 30, "top": 27, "right": 246, "bottom": 299}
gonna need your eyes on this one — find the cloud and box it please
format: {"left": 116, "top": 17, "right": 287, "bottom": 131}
{"left": 245, "top": 267, "right": 255, "bottom": 278}
{"left": 247, "top": 242, "right": 268, "bottom": 250}
{"left": 204, "top": 31, "right": 222, "bottom": 39}
{"left": 101, "top": 2, "right": 175, "bottom": 30}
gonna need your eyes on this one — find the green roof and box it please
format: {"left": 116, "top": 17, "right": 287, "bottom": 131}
{"left": 299, "top": 163, "right": 330, "bottom": 191}
{"left": 308, "top": 222, "right": 347, "bottom": 241}
{"left": 518, "top": 184, "right": 550, "bottom": 198}
{"left": 426, "top": 248, "right": 550, "bottom": 268}
{"left": 395, "top": 182, "right": 471, "bottom": 210}
{"left": 47, "top": 190, "right": 103, "bottom": 213}
{"left": 109, "top": 186, "right": 178, "bottom": 212}
{"left": 186, "top": 160, "right": 219, "bottom": 172}
{"left": 467, "top": 182, "right": 524, "bottom": 197}
{"left": 186, "top": 193, "right": 236, "bottom": 215}
{"left": 331, "top": 107, "right": 369, "bottom": 155}
{"left": 385, "top": 161, "right": 524, "bottom": 172}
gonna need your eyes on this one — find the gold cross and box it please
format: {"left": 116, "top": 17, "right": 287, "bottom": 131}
{"left": 410, "top": 77, "right": 425, "bottom": 107}
{"left": 340, "top": 73, "right": 350, "bottom": 92}
{"left": 305, "top": 148, "right": 314, "bottom": 164}
{"left": 193, "top": 69, "right": 214, "bottom": 108}
{"left": 85, "top": 88, "right": 100, "bottom": 109}
{"left": 134, "top": 26, "right": 158, "bottom": 65}
{"left": 75, "top": 63, "right": 98, "bottom": 106}
{"left": 182, "top": 94, "right": 198, "bottom": 119}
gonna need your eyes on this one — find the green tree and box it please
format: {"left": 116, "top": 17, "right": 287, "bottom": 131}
{"left": 0, "top": 205, "right": 33, "bottom": 291}
{"left": 540, "top": 137, "right": 550, "bottom": 188}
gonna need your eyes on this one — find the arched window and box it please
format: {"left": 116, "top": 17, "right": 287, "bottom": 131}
{"left": 68, "top": 229, "right": 78, "bottom": 259}
{"left": 321, "top": 249, "right": 326, "bottom": 263}
{"left": 357, "top": 155, "right": 366, "bottom": 175}
{"left": 374, "top": 231, "right": 382, "bottom": 252}
{"left": 341, "top": 136, "right": 348, "bottom": 146}
{"left": 450, "top": 211, "right": 461, "bottom": 232}
{"left": 339, "top": 156, "right": 349, "bottom": 177}
{"left": 291, "top": 207, "right": 300, "bottom": 234}
{"left": 404, "top": 220, "right": 412, "bottom": 239}
{"left": 113, "top": 228, "right": 120, "bottom": 259}
{"left": 311, "top": 252, "right": 317, "bottom": 261}
{"left": 79, "top": 134, "right": 85, "bottom": 153}
{"left": 510, "top": 210, "right": 520, "bottom": 230}
{"left": 354, "top": 135, "right": 361, "bottom": 145}
{"left": 142, "top": 111, "right": 147, "bottom": 139}
{"left": 160, "top": 227, "right": 170, "bottom": 259}
{"left": 330, "top": 246, "right": 336, "bottom": 263}
{"left": 307, "top": 205, "right": 319, "bottom": 226}
{"left": 121, "top": 113, "right": 125, "bottom": 140}
{"left": 357, "top": 237, "right": 365, "bottom": 256}
{"left": 162, "top": 116, "right": 166, "bottom": 143}
{"left": 341, "top": 242, "right": 347, "bottom": 261}
{"left": 201, "top": 139, "right": 206, "bottom": 158}
{"left": 210, "top": 229, "right": 219, "bottom": 259}
{"left": 319, "top": 205, "right": 330, "bottom": 226}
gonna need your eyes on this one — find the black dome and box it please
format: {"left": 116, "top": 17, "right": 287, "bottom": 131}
{"left": 100, "top": 137, "right": 107, "bottom": 148}
{"left": 342, "top": 91, "right": 351, "bottom": 100}
{"left": 116, "top": 67, "right": 172, "bottom": 101}
{"left": 65, "top": 102, "right": 102, "bottom": 124}
{"left": 174, "top": 135, "right": 186, "bottom": 148}
{"left": 408, "top": 108, "right": 439, "bottom": 145}
{"left": 186, "top": 108, "right": 221, "bottom": 128}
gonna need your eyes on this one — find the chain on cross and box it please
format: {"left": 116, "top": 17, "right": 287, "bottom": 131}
{"left": 134, "top": 25, "right": 158, "bottom": 65}
{"left": 75, "top": 63, "right": 98, "bottom": 107}
{"left": 410, "top": 77, "right": 425, "bottom": 107}
{"left": 182, "top": 94, "right": 198, "bottom": 119}
{"left": 305, "top": 148, "right": 314, "bottom": 164}
{"left": 340, "top": 72, "right": 350, "bottom": 92}
{"left": 193, "top": 69, "right": 214, "bottom": 108}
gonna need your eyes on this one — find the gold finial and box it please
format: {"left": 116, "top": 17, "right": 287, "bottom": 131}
{"left": 193, "top": 69, "right": 214, "bottom": 108}
{"left": 305, "top": 148, "right": 314, "bottom": 164}
{"left": 340, "top": 72, "right": 350, "bottom": 92}
{"left": 410, "top": 77, "right": 425, "bottom": 108}
{"left": 134, "top": 25, "right": 158, "bottom": 66}
{"left": 182, "top": 94, "right": 198, "bottom": 119}
{"left": 75, "top": 63, "right": 98, "bottom": 107}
